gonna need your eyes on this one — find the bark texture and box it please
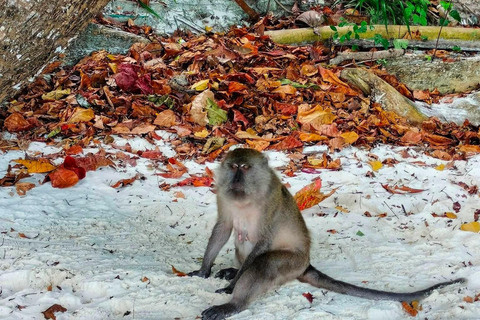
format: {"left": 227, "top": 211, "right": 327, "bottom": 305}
{"left": 0, "top": 0, "right": 110, "bottom": 104}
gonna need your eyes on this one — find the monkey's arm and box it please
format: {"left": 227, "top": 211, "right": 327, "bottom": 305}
{"left": 189, "top": 220, "right": 232, "bottom": 278}
{"left": 216, "top": 240, "right": 270, "bottom": 293}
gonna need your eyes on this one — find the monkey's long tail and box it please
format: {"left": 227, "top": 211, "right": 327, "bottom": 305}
{"left": 298, "top": 265, "right": 466, "bottom": 302}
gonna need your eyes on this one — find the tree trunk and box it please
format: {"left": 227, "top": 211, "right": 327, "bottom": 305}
{"left": 0, "top": 0, "right": 111, "bottom": 105}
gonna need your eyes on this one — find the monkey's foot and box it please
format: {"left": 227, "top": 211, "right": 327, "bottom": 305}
{"left": 215, "top": 286, "right": 233, "bottom": 294}
{"left": 188, "top": 269, "right": 210, "bottom": 278}
{"left": 202, "top": 303, "right": 238, "bottom": 320}
{"left": 215, "top": 268, "right": 238, "bottom": 280}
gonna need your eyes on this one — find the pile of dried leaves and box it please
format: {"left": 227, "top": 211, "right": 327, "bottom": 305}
{"left": 1, "top": 24, "right": 480, "bottom": 183}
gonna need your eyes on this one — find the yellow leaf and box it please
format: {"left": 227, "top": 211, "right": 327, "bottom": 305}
{"left": 307, "top": 157, "right": 324, "bottom": 166}
{"left": 205, "top": 26, "right": 213, "bottom": 32}
{"left": 340, "top": 131, "right": 359, "bottom": 144}
{"left": 335, "top": 205, "right": 349, "bottom": 213}
{"left": 191, "top": 79, "right": 209, "bottom": 91}
{"left": 368, "top": 161, "right": 383, "bottom": 172}
{"left": 435, "top": 164, "right": 445, "bottom": 171}
{"left": 41, "top": 89, "right": 71, "bottom": 101}
{"left": 14, "top": 159, "right": 56, "bottom": 173}
{"left": 445, "top": 212, "right": 457, "bottom": 219}
{"left": 68, "top": 107, "right": 95, "bottom": 123}
{"left": 108, "top": 63, "right": 118, "bottom": 73}
{"left": 460, "top": 222, "right": 480, "bottom": 233}
{"left": 194, "top": 128, "right": 209, "bottom": 138}
{"left": 299, "top": 132, "right": 328, "bottom": 142}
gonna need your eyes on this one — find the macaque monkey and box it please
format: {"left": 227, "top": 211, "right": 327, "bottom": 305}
{"left": 189, "top": 148, "right": 465, "bottom": 320}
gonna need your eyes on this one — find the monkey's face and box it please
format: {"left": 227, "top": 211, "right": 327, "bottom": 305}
{"left": 216, "top": 148, "right": 270, "bottom": 200}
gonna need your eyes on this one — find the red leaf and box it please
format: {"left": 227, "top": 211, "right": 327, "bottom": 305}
{"left": 274, "top": 102, "right": 298, "bottom": 116}
{"left": 135, "top": 74, "right": 153, "bottom": 94}
{"left": 232, "top": 109, "right": 249, "bottom": 127}
{"left": 269, "top": 135, "right": 303, "bottom": 151}
{"left": 302, "top": 292, "right": 314, "bottom": 303}
{"left": 114, "top": 63, "right": 137, "bottom": 92}
{"left": 49, "top": 169, "right": 79, "bottom": 188}
{"left": 173, "top": 176, "right": 214, "bottom": 188}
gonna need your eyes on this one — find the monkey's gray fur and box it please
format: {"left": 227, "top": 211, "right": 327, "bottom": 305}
{"left": 189, "top": 148, "right": 466, "bottom": 320}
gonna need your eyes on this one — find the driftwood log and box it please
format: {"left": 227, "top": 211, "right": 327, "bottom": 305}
{"left": 341, "top": 68, "right": 427, "bottom": 125}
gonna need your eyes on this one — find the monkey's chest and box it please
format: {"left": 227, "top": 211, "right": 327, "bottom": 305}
{"left": 231, "top": 205, "right": 260, "bottom": 244}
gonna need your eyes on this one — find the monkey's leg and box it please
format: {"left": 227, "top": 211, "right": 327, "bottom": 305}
{"left": 215, "top": 268, "right": 238, "bottom": 281}
{"left": 202, "top": 250, "right": 308, "bottom": 320}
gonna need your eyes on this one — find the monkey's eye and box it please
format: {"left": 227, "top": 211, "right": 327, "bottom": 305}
{"left": 230, "top": 163, "right": 239, "bottom": 170}
{"left": 241, "top": 164, "right": 250, "bottom": 170}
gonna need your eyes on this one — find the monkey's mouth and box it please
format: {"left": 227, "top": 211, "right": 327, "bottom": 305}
{"left": 228, "top": 183, "right": 247, "bottom": 198}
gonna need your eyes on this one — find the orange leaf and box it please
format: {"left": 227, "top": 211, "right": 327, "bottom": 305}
{"left": 65, "top": 145, "right": 83, "bottom": 155}
{"left": 401, "top": 130, "right": 422, "bottom": 144}
{"left": 401, "top": 301, "right": 418, "bottom": 317}
{"left": 228, "top": 81, "right": 248, "bottom": 92}
{"left": 171, "top": 265, "right": 187, "bottom": 277}
{"left": 297, "top": 105, "right": 337, "bottom": 129}
{"left": 49, "top": 169, "right": 79, "bottom": 188}
{"left": 4, "top": 113, "right": 32, "bottom": 132}
{"left": 298, "top": 132, "right": 328, "bottom": 142}
{"left": 111, "top": 174, "right": 141, "bottom": 188}
{"left": 293, "top": 179, "right": 337, "bottom": 210}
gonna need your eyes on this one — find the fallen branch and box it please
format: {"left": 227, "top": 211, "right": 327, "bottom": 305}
{"left": 265, "top": 25, "right": 480, "bottom": 45}
{"left": 233, "top": 0, "right": 260, "bottom": 20}
{"left": 330, "top": 49, "right": 405, "bottom": 65}
{"left": 335, "top": 39, "right": 480, "bottom": 51}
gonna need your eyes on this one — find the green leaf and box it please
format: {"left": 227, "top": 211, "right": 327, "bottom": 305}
{"left": 206, "top": 98, "right": 227, "bottom": 126}
{"left": 148, "top": 94, "right": 174, "bottom": 108}
{"left": 439, "top": 1, "right": 452, "bottom": 11}
{"left": 393, "top": 39, "right": 409, "bottom": 49}
{"left": 356, "top": 230, "right": 365, "bottom": 236}
{"left": 330, "top": 25, "right": 337, "bottom": 31}
{"left": 452, "top": 45, "right": 461, "bottom": 52}
{"left": 47, "top": 127, "right": 61, "bottom": 139}
{"left": 279, "top": 79, "right": 319, "bottom": 89}
{"left": 450, "top": 10, "right": 461, "bottom": 22}
{"left": 76, "top": 94, "right": 91, "bottom": 108}
{"left": 137, "top": 0, "right": 163, "bottom": 20}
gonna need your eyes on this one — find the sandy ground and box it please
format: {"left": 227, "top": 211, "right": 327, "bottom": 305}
{"left": 1, "top": 134, "right": 479, "bottom": 320}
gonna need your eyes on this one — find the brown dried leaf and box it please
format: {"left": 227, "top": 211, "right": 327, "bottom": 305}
{"left": 15, "top": 182, "right": 35, "bottom": 196}
{"left": 190, "top": 90, "right": 213, "bottom": 126}
{"left": 42, "top": 304, "right": 67, "bottom": 320}
{"left": 154, "top": 109, "right": 178, "bottom": 127}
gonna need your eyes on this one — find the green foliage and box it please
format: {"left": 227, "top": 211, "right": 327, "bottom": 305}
{"left": 373, "top": 33, "right": 389, "bottom": 49}
{"left": 393, "top": 39, "right": 409, "bottom": 49}
{"left": 452, "top": 45, "right": 461, "bottom": 52}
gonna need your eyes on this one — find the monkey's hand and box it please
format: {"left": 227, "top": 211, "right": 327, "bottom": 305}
{"left": 215, "top": 286, "right": 233, "bottom": 294}
{"left": 202, "top": 303, "right": 237, "bottom": 320}
{"left": 188, "top": 269, "right": 211, "bottom": 278}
